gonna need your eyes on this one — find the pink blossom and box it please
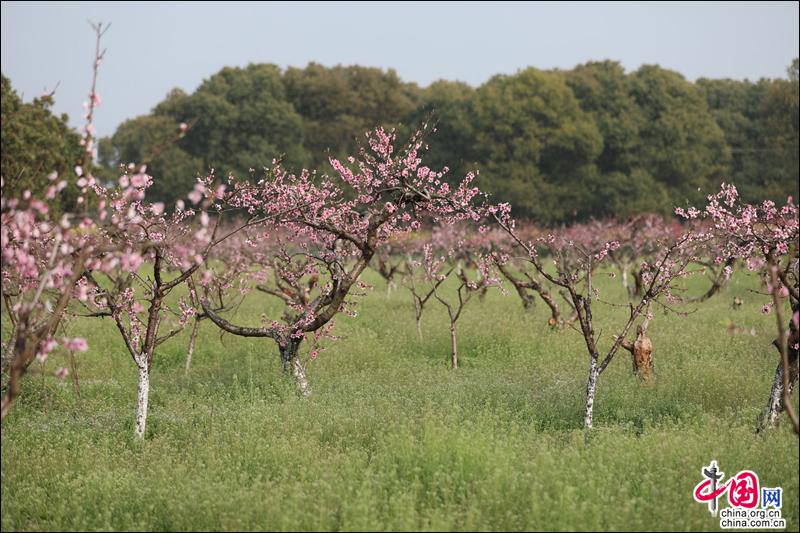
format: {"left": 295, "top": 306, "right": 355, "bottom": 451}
{"left": 130, "top": 173, "right": 148, "bottom": 188}
{"left": 62, "top": 337, "right": 89, "bottom": 352}
{"left": 120, "top": 251, "right": 143, "bottom": 273}
{"left": 188, "top": 190, "right": 202, "bottom": 205}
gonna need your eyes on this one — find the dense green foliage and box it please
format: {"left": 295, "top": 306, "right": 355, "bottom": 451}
{"left": 284, "top": 63, "right": 420, "bottom": 171}
{"left": 99, "top": 60, "right": 798, "bottom": 224}
{"left": 3, "top": 58, "right": 798, "bottom": 223}
{"left": 698, "top": 59, "right": 800, "bottom": 204}
{"left": 1, "top": 269, "right": 798, "bottom": 531}
{"left": 1, "top": 74, "right": 82, "bottom": 213}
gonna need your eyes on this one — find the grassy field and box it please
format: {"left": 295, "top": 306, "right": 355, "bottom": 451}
{"left": 1, "top": 267, "right": 798, "bottom": 531}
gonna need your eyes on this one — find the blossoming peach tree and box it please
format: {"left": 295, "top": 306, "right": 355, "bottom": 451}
{"left": 679, "top": 183, "right": 799, "bottom": 434}
{"left": 1, "top": 22, "right": 114, "bottom": 422}
{"left": 490, "top": 203, "right": 705, "bottom": 428}
{"left": 75, "top": 169, "right": 222, "bottom": 438}
{"left": 0, "top": 177, "right": 101, "bottom": 420}
{"left": 200, "top": 126, "right": 487, "bottom": 394}
{"left": 420, "top": 237, "right": 500, "bottom": 370}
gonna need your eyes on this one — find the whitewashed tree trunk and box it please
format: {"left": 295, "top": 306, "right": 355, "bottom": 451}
{"left": 134, "top": 357, "right": 150, "bottom": 439}
{"left": 622, "top": 268, "right": 630, "bottom": 297}
{"left": 291, "top": 358, "right": 311, "bottom": 397}
{"left": 763, "top": 362, "right": 785, "bottom": 429}
{"left": 450, "top": 323, "right": 458, "bottom": 369}
{"left": 184, "top": 318, "right": 200, "bottom": 375}
{"left": 416, "top": 316, "right": 423, "bottom": 341}
{"left": 280, "top": 340, "right": 310, "bottom": 397}
{"left": 584, "top": 361, "right": 599, "bottom": 429}
{"left": 759, "top": 359, "right": 799, "bottom": 431}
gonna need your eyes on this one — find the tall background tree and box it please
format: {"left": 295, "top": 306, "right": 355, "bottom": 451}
{"left": 628, "top": 65, "right": 731, "bottom": 209}
{"left": 1, "top": 74, "right": 82, "bottom": 214}
{"left": 471, "top": 67, "right": 604, "bottom": 224}
{"left": 100, "top": 64, "right": 309, "bottom": 207}
{"left": 284, "top": 63, "right": 420, "bottom": 171}
{"left": 12, "top": 57, "right": 795, "bottom": 222}
{"left": 565, "top": 61, "right": 671, "bottom": 218}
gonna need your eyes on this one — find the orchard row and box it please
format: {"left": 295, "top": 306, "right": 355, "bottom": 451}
{"left": 1, "top": 26, "right": 797, "bottom": 439}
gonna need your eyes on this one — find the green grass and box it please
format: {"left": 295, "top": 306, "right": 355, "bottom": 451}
{"left": 2, "top": 268, "right": 798, "bottom": 531}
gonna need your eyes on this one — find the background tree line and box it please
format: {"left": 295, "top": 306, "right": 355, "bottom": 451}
{"left": 2, "top": 59, "right": 798, "bottom": 224}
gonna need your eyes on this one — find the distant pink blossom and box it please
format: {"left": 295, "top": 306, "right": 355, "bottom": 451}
{"left": 62, "top": 337, "right": 88, "bottom": 352}
{"left": 120, "top": 251, "right": 143, "bottom": 273}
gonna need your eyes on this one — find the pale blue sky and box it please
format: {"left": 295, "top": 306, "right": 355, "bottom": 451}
{"left": 2, "top": 1, "right": 798, "bottom": 138}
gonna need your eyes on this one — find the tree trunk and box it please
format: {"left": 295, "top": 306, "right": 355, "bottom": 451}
{"left": 134, "top": 358, "right": 150, "bottom": 439}
{"left": 416, "top": 315, "right": 423, "bottom": 342}
{"left": 622, "top": 268, "right": 631, "bottom": 299}
{"left": 511, "top": 283, "right": 534, "bottom": 310}
{"left": 1, "top": 324, "right": 17, "bottom": 374}
{"left": 280, "top": 339, "right": 310, "bottom": 397}
{"left": 584, "top": 361, "right": 599, "bottom": 429}
{"left": 633, "top": 270, "right": 644, "bottom": 296}
{"left": 1, "top": 321, "right": 33, "bottom": 423}
{"left": 758, "top": 352, "right": 799, "bottom": 432}
{"left": 539, "top": 289, "right": 560, "bottom": 327}
{"left": 291, "top": 358, "right": 311, "bottom": 397}
{"left": 757, "top": 294, "right": 800, "bottom": 432}
{"left": 184, "top": 318, "right": 200, "bottom": 375}
{"left": 69, "top": 351, "right": 81, "bottom": 402}
{"left": 621, "top": 268, "right": 627, "bottom": 288}
{"left": 450, "top": 323, "right": 458, "bottom": 369}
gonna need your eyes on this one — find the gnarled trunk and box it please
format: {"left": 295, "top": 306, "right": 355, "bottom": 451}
{"left": 758, "top": 350, "right": 799, "bottom": 432}
{"left": 757, "top": 293, "right": 799, "bottom": 433}
{"left": 280, "top": 338, "right": 310, "bottom": 397}
{"left": 291, "top": 358, "right": 311, "bottom": 397}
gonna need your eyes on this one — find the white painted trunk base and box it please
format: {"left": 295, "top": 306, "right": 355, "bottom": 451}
{"left": 292, "top": 358, "right": 311, "bottom": 397}
{"left": 760, "top": 360, "right": 798, "bottom": 430}
{"left": 134, "top": 360, "right": 150, "bottom": 439}
{"left": 584, "top": 363, "right": 599, "bottom": 429}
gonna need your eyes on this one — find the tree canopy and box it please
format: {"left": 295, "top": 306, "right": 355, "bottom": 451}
{"left": 1, "top": 73, "right": 83, "bottom": 213}
{"left": 5, "top": 57, "right": 798, "bottom": 223}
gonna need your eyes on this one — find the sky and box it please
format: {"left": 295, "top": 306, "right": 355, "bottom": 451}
{"left": 2, "top": 1, "right": 798, "bottom": 138}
